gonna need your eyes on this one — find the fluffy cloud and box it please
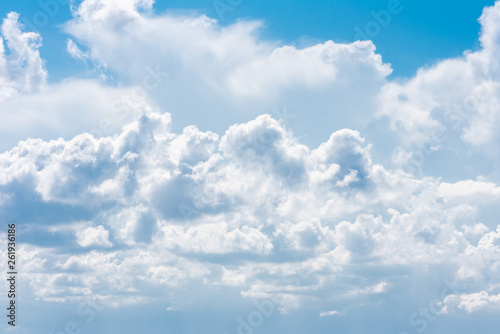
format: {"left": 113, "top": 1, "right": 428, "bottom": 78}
{"left": 1, "top": 1, "right": 500, "bottom": 332}
{"left": 63, "top": 0, "right": 391, "bottom": 143}
{"left": 442, "top": 291, "right": 500, "bottom": 313}
{"left": 1, "top": 107, "right": 499, "bottom": 317}
{"left": 0, "top": 12, "right": 46, "bottom": 100}
{"left": 0, "top": 12, "right": 155, "bottom": 152}
{"left": 75, "top": 224, "right": 113, "bottom": 248}
{"left": 58, "top": 0, "right": 500, "bottom": 181}
{"left": 376, "top": 1, "right": 500, "bottom": 176}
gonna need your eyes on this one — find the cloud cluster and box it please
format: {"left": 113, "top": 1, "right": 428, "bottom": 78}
{"left": 1, "top": 1, "right": 500, "bottom": 330}
{"left": 63, "top": 0, "right": 391, "bottom": 142}
{"left": 1, "top": 106, "right": 499, "bottom": 316}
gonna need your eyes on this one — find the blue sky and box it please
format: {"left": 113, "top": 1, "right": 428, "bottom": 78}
{"left": 1, "top": 1, "right": 500, "bottom": 333}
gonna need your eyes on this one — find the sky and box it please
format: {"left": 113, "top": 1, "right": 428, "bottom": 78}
{"left": 1, "top": 0, "right": 500, "bottom": 333}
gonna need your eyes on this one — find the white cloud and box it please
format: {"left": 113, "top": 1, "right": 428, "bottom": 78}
{"left": 0, "top": 79, "right": 147, "bottom": 152}
{"left": 66, "top": 38, "right": 89, "bottom": 60}
{"left": 0, "top": 12, "right": 156, "bottom": 153}
{"left": 0, "top": 107, "right": 498, "bottom": 314}
{"left": 319, "top": 310, "right": 340, "bottom": 317}
{"left": 0, "top": 12, "right": 46, "bottom": 100}
{"left": 2, "top": 0, "right": 500, "bottom": 326}
{"left": 375, "top": 1, "right": 500, "bottom": 173}
{"left": 158, "top": 221, "right": 273, "bottom": 255}
{"left": 63, "top": 0, "right": 391, "bottom": 143}
{"left": 226, "top": 40, "right": 391, "bottom": 98}
{"left": 438, "top": 179, "right": 500, "bottom": 199}
{"left": 443, "top": 291, "right": 500, "bottom": 313}
{"left": 76, "top": 225, "right": 113, "bottom": 248}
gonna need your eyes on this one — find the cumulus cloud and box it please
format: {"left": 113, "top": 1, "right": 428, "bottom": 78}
{"left": 0, "top": 107, "right": 498, "bottom": 316}
{"left": 76, "top": 224, "right": 113, "bottom": 247}
{"left": 0, "top": 12, "right": 46, "bottom": 100}
{"left": 375, "top": 1, "right": 500, "bottom": 176}
{"left": 442, "top": 291, "right": 500, "bottom": 313}
{"left": 63, "top": 0, "right": 391, "bottom": 143}
{"left": 2, "top": 1, "right": 500, "bottom": 331}
{"left": 158, "top": 222, "right": 273, "bottom": 255}
{"left": 0, "top": 12, "right": 154, "bottom": 152}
